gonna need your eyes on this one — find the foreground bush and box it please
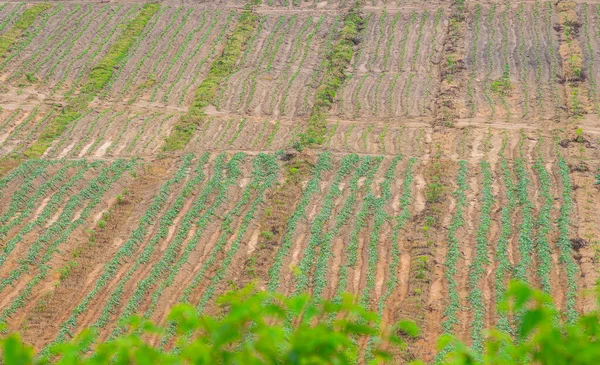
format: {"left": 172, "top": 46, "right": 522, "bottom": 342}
{"left": 1, "top": 282, "right": 599, "bottom": 364}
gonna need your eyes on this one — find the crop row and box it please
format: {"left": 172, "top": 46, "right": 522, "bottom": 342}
{"left": 467, "top": 5, "right": 481, "bottom": 116}
{"left": 436, "top": 160, "right": 468, "bottom": 362}
{"left": 533, "top": 152, "right": 554, "bottom": 295}
{"left": 467, "top": 159, "right": 493, "bottom": 356}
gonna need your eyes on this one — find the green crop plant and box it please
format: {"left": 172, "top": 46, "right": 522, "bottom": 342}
{"left": 137, "top": 154, "right": 244, "bottom": 325}
{"left": 325, "top": 121, "right": 339, "bottom": 146}
{"left": 226, "top": 118, "right": 245, "bottom": 146}
{"left": 404, "top": 73, "right": 415, "bottom": 115}
{"left": 105, "top": 113, "right": 137, "bottom": 155}
{"left": 0, "top": 108, "right": 21, "bottom": 133}
{"left": 0, "top": 162, "right": 52, "bottom": 225}
{"left": 388, "top": 73, "right": 400, "bottom": 116}
{"left": 467, "top": 159, "right": 494, "bottom": 357}
{"left": 251, "top": 121, "right": 268, "bottom": 148}
{"left": 361, "top": 124, "right": 373, "bottom": 151}
{"left": 142, "top": 114, "right": 172, "bottom": 152}
{"left": 238, "top": 15, "right": 286, "bottom": 109}
{"left": 353, "top": 74, "right": 368, "bottom": 117}
{"left": 533, "top": 153, "right": 554, "bottom": 295}
{"left": 398, "top": 11, "right": 416, "bottom": 72}
{"left": 25, "top": 4, "right": 161, "bottom": 159}
{"left": 381, "top": 12, "right": 400, "bottom": 71}
{"left": 516, "top": 4, "right": 530, "bottom": 117}
{"left": 294, "top": 154, "right": 360, "bottom": 295}
{"left": 42, "top": 155, "right": 195, "bottom": 355}
{"left": 166, "top": 11, "right": 222, "bottom": 104}
{"left": 215, "top": 15, "right": 265, "bottom": 110}
{"left": 467, "top": 5, "right": 481, "bottom": 117}
{"left": 0, "top": 3, "right": 52, "bottom": 61}
{"left": 267, "top": 153, "right": 333, "bottom": 292}
{"left": 378, "top": 124, "right": 389, "bottom": 153}
{"left": 164, "top": 8, "right": 253, "bottom": 150}
{"left": 369, "top": 10, "right": 387, "bottom": 71}
{"left": 435, "top": 160, "right": 468, "bottom": 361}
{"left": 99, "top": 5, "right": 164, "bottom": 98}
{"left": 2, "top": 107, "right": 38, "bottom": 147}
{"left": 70, "top": 109, "right": 110, "bottom": 157}
{"left": 215, "top": 118, "right": 234, "bottom": 148}
{"left": 343, "top": 124, "right": 355, "bottom": 149}
{"left": 532, "top": 2, "right": 544, "bottom": 111}
{"left": 0, "top": 3, "right": 24, "bottom": 35}
{"left": 127, "top": 114, "right": 158, "bottom": 153}
{"left": 265, "top": 120, "right": 280, "bottom": 148}
{"left": 83, "top": 111, "right": 124, "bottom": 157}
{"left": 372, "top": 74, "right": 384, "bottom": 116}
{"left": 154, "top": 9, "right": 209, "bottom": 102}
{"left": 411, "top": 11, "right": 428, "bottom": 70}
{"left": 582, "top": 4, "right": 599, "bottom": 114}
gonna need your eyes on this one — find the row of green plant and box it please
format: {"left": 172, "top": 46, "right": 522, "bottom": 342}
{"left": 513, "top": 153, "right": 534, "bottom": 288}
{"left": 176, "top": 12, "right": 234, "bottom": 108}
{"left": 369, "top": 10, "right": 386, "bottom": 71}
{"left": 42, "top": 155, "right": 194, "bottom": 355}
{"left": 516, "top": 3, "right": 530, "bottom": 117}
{"left": 1, "top": 107, "right": 38, "bottom": 146}
{"left": 267, "top": 152, "right": 333, "bottom": 292}
{"left": 0, "top": 159, "right": 135, "bottom": 326}
{"left": 0, "top": 108, "right": 21, "bottom": 133}
{"left": 436, "top": 160, "right": 468, "bottom": 361}
{"left": 556, "top": 152, "right": 578, "bottom": 323}
{"left": 141, "top": 8, "right": 193, "bottom": 102}
{"left": 583, "top": 4, "right": 600, "bottom": 114}
{"left": 301, "top": 4, "right": 364, "bottom": 146}
{"left": 0, "top": 158, "right": 37, "bottom": 198}
{"left": 482, "top": 4, "right": 497, "bottom": 118}
{"left": 142, "top": 114, "right": 172, "bottom": 152}
{"left": 50, "top": 4, "right": 124, "bottom": 94}
{"left": 466, "top": 5, "right": 481, "bottom": 116}
{"left": 467, "top": 159, "right": 493, "bottom": 357}
{"left": 531, "top": 2, "right": 544, "bottom": 111}
{"left": 0, "top": 3, "right": 23, "bottom": 35}
{"left": 533, "top": 151, "right": 554, "bottom": 295}
{"left": 411, "top": 11, "right": 428, "bottom": 70}
{"left": 163, "top": 7, "right": 254, "bottom": 151}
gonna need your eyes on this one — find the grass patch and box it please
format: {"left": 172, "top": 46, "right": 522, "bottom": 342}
{"left": 298, "top": 3, "right": 364, "bottom": 147}
{"left": 0, "top": 3, "right": 52, "bottom": 60}
{"left": 163, "top": 7, "right": 259, "bottom": 151}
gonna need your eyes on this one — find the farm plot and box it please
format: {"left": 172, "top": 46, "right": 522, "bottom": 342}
{"left": 216, "top": 13, "right": 339, "bottom": 118}
{"left": 0, "top": 106, "right": 54, "bottom": 155}
{"left": 460, "top": 3, "right": 562, "bottom": 121}
{"left": 330, "top": 9, "right": 447, "bottom": 120}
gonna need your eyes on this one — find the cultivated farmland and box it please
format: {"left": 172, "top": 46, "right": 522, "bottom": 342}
{"left": 0, "top": 0, "right": 599, "bottom": 363}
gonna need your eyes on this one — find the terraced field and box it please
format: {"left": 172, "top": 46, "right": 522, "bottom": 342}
{"left": 0, "top": 0, "right": 599, "bottom": 362}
